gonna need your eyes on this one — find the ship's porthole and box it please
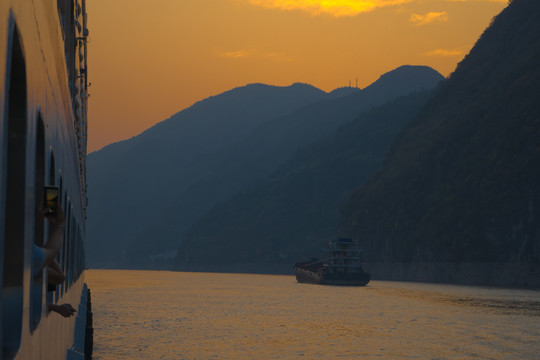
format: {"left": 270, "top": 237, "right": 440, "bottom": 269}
{"left": 30, "top": 114, "right": 45, "bottom": 333}
{"left": 1, "top": 21, "right": 27, "bottom": 360}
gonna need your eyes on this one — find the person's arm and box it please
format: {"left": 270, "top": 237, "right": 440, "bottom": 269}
{"left": 41, "top": 205, "right": 65, "bottom": 271}
{"left": 48, "top": 303, "right": 76, "bottom": 318}
{"left": 47, "top": 259, "right": 65, "bottom": 285}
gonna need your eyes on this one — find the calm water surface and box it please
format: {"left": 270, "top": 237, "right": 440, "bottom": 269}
{"left": 86, "top": 270, "right": 539, "bottom": 359}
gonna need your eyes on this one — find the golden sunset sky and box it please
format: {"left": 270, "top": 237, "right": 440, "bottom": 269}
{"left": 87, "top": 0, "right": 508, "bottom": 152}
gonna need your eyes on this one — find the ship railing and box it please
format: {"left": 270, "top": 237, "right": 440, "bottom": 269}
{"left": 330, "top": 252, "right": 360, "bottom": 257}
{"left": 328, "top": 264, "right": 365, "bottom": 269}
{"left": 331, "top": 246, "right": 359, "bottom": 251}
{"left": 297, "top": 259, "right": 329, "bottom": 267}
{"left": 328, "top": 261, "right": 362, "bottom": 266}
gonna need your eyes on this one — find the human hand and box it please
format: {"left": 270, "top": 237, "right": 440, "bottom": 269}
{"left": 48, "top": 303, "right": 76, "bottom": 318}
{"left": 44, "top": 202, "right": 65, "bottom": 227}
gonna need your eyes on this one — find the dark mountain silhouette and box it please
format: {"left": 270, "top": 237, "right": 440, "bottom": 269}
{"left": 328, "top": 86, "right": 361, "bottom": 98}
{"left": 87, "top": 83, "right": 329, "bottom": 266}
{"left": 87, "top": 66, "right": 443, "bottom": 267}
{"left": 178, "top": 91, "right": 435, "bottom": 265}
{"left": 340, "top": 0, "right": 540, "bottom": 270}
{"left": 215, "top": 66, "right": 443, "bottom": 181}
{"left": 128, "top": 66, "right": 443, "bottom": 262}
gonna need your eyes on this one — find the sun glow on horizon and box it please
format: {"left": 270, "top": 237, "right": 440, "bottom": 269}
{"left": 447, "top": 0, "right": 507, "bottom": 2}
{"left": 247, "top": 0, "right": 411, "bottom": 17}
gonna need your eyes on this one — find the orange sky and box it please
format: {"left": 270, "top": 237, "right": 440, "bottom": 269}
{"left": 86, "top": 0, "right": 508, "bottom": 153}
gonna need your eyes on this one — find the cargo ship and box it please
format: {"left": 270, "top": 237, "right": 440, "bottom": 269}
{"left": 294, "top": 238, "right": 370, "bottom": 286}
{"left": 1, "top": 1, "right": 92, "bottom": 359}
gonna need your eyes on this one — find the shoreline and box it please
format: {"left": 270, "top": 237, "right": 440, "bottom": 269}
{"left": 363, "top": 262, "right": 540, "bottom": 289}
{"left": 88, "top": 261, "right": 540, "bottom": 289}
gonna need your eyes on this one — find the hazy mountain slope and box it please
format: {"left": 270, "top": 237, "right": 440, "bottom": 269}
{"left": 87, "top": 83, "right": 330, "bottom": 266}
{"left": 127, "top": 66, "right": 444, "bottom": 263}
{"left": 340, "top": 0, "right": 540, "bottom": 265}
{"left": 178, "top": 91, "right": 435, "bottom": 264}
{"left": 220, "top": 66, "right": 443, "bottom": 174}
{"left": 87, "top": 66, "right": 443, "bottom": 267}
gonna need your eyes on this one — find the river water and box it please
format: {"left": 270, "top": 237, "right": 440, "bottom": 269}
{"left": 85, "top": 270, "right": 539, "bottom": 359}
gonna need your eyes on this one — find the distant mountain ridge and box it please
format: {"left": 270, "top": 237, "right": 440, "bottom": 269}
{"left": 87, "top": 66, "right": 444, "bottom": 267}
{"left": 340, "top": 0, "right": 540, "bottom": 268}
{"left": 178, "top": 90, "right": 436, "bottom": 264}
{"left": 87, "top": 82, "right": 331, "bottom": 266}
{"left": 90, "top": 82, "right": 329, "bottom": 179}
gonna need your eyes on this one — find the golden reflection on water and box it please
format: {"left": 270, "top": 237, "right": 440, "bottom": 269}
{"left": 86, "top": 270, "right": 539, "bottom": 360}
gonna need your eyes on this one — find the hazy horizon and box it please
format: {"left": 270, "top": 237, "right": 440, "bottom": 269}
{"left": 86, "top": 0, "right": 507, "bottom": 152}
{"left": 87, "top": 65, "right": 435, "bottom": 153}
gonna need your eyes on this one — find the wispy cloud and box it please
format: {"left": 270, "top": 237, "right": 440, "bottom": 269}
{"left": 410, "top": 11, "right": 448, "bottom": 26}
{"left": 220, "top": 50, "right": 254, "bottom": 59}
{"left": 248, "top": 0, "right": 411, "bottom": 17}
{"left": 424, "top": 48, "right": 464, "bottom": 57}
{"left": 219, "top": 49, "right": 296, "bottom": 62}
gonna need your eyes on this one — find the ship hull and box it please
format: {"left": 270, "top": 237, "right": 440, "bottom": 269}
{"left": 1, "top": 1, "right": 91, "bottom": 359}
{"left": 294, "top": 267, "right": 324, "bottom": 284}
{"left": 294, "top": 238, "right": 371, "bottom": 286}
{"left": 294, "top": 266, "right": 371, "bottom": 286}
{"left": 319, "top": 272, "right": 371, "bottom": 286}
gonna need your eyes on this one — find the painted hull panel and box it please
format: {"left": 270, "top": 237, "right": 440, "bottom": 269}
{"left": 295, "top": 267, "right": 371, "bottom": 286}
{"left": 1, "top": 1, "right": 91, "bottom": 359}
